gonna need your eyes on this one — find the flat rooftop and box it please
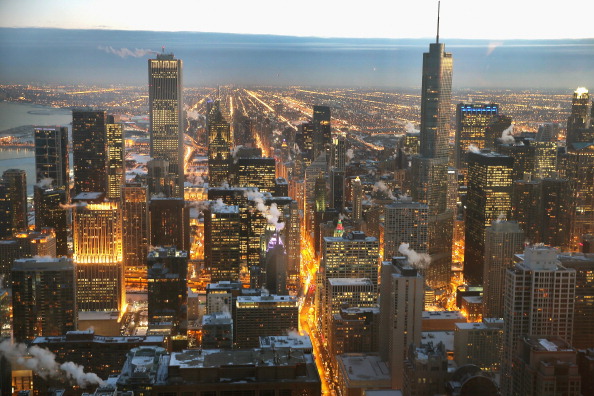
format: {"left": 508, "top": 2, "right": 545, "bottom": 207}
{"left": 336, "top": 354, "right": 390, "bottom": 383}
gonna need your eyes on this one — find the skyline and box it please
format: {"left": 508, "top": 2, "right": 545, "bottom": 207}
{"left": 1, "top": 0, "right": 594, "bottom": 40}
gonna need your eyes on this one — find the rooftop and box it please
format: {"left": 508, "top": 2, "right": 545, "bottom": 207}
{"left": 336, "top": 354, "right": 390, "bottom": 383}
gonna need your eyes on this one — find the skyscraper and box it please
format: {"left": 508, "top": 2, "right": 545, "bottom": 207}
{"left": 455, "top": 103, "right": 499, "bottom": 171}
{"left": 208, "top": 105, "right": 232, "bottom": 187}
{"left": 106, "top": 118, "right": 124, "bottom": 200}
{"left": 330, "top": 132, "right": 347, "bottom": 171}
{"left": 383, "top": 199, "right": 429, "bottom": 261}
{"left": 72, "top": 110, "right": 108, "bottom": 195}
{"left": 149, "top": 197, "right": 190, "bottom": 252}
{"left": 410, "top": 14, "right": 454, "bottom": 289}
{"left": 122, "top": 184, "right": 149, "bottom": 290}
{"left": 34, "top": 126, "right": 69, "bottom": 190}
{"left": 149, "top": 52, "right": 184, "bottom": 197}
{"left": 566, "top": 87, "right": 591, "bottom": 146}
{"left": 464, "top": 150, "right": 513, "bottom": 284}
{"left": 313, "top": 105, "right": 331, "bottom": 160}
{"left": 204, "top": 204, "right": 241, "bottom": 283}
{"left": 501, "top": 246, "right": 576, "bottom": 395}
{"left": 12, "top": 257, "right": 76, "bottom": 343}
{"left": 34, "top": 187, "right": 68, "bottom": 256}
{"left": 2, "top": 169, "right": 27, "bottom": 237}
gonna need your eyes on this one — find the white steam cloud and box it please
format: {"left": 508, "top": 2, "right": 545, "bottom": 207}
{"left": 467, "top": 144, "right": 481, "bottom": 153}
{"left": 405, "top": 122, "right": 420, "bottom": 134}
{"left": 373, "top": 181, "right": 397, "bottom": 200}
{"left": 0, "top": 340, "right": 104, "bottom": 388}
{"left": 398, "top": 243, "right": 431, "bottom": 269}
{"left": 245, "top": 190, "right": 285, "bottom": 231}
{"left": 35, "top": 177, "right": 53, "bottom": 188}
{"left": 346, "top": 148, "right": 354, "bottom": 163}
{"left": 499, "top": 123, "right": 515, "bottom": 144}
{"left": 98, "top": 46, "right": 156, "bottom": 58}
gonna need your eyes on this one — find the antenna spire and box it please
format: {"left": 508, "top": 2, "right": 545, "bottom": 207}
{"left": 436, "top": 1, "right": 440, "bottom": 43}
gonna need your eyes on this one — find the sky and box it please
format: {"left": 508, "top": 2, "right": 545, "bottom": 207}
{"left": 1, "top": 0, "right": 593, "bottom": 40}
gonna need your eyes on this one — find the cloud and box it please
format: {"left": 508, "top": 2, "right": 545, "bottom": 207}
{"left": 98, "top": 46, "right": 156, "bottom": 58}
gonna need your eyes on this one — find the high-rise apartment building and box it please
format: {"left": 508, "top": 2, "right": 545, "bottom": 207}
{"left": 72, "top": 110, "right": 108, "bottom": 195}
{"left": 464, "top": 150, "right": 513, "bottom": 284}
{"left": 149, "top": 52, "right": 184, "bottom": 197}
{"left": 106, "top": 118, "right": 124, "bottom": 200}
{"left": 482, "top": 221, "right": 524, "bottom": 318}
{"left": 34, "top": 126, "right": 69, "bottom": 190}
{"left": 455, "top": 103, "right": 499, "bottom": 171}
{"left": 502, "top": 246, "right": 576, "bottom": 395}
{"left": 383, "top": 199, "right": 429, "bottom": 261}
{"left": 121, "top": 184, "right": 149, "bottom": 290}
{"left": 379, "top": 259, "right": 424, "bottom": 389}
{"left": 12, "top": 257, "right": 76, "bottom": 342}
{"left": 324, "top": 278, "right": 375, "bottom": 336}
{"left": 73, "top": 193, "right": 124, "bottom": 312}
{"left": 410, "top": 31, "right": 454, "bottom": 289}
{"left": 2, "top": 169, "right": 27, "bottom": 236}
{"left": 454, "top": 319, "right": 503, "bottom": 373}
{"left": 566, "top": 87, "right": 592, "bottom": 146}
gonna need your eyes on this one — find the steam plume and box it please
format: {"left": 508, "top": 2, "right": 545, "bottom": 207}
{"left": 346, "top": 148, "right": 354, "bottom": 163}
{"left": 35, "top": 177, "right": 53, "bottom": 188}
{"left": 405, "top": 122, "right": 420, "bottom": 134}
{"left": 0, "top": 340, "right": 104, "bottom": 388}
{"left": 245, "top": 190, "right": 285, "bottom": 231}
{"left": 398, "top": 243, "right": 431, "bottom": 269}
{"left": 499, "top": 124, "right": 515, "bottom": 144}
{"left": 467, "top": 144, "right": 481, "bottom": 153}
{"left": 373, "top": 181, "right": 397, "bottom": 200}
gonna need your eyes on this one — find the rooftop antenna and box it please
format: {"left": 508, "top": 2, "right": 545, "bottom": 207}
{"left": 162, "top": 46, "right": 165, "bottom": 53}
{"left": 436, "top": 1, "right": 440, "bottom": 44}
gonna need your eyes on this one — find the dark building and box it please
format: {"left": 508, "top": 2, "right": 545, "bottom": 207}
{"left": 204, "top": 204, "right": 241, "bottom": 283}
{"left": 566, "top": 88, "right": 592, "bottom": 146}
{"left": 34, "top": 187, "right": 68, "bottom": 256}
{"left": 147, "top": 247, "right": 188, "bottom": 335}
{"left": 34, "top": 127, "right": 69, "bottom": 190}
{"left": 149, "top": 53, "right": 184, "bottom": 198}
{"left": 496, "top": 137, "right": 537, "bottom": 182}
{"left": 234, "top": 157, "right": 276, "bottom": 193}
{"left": 122, "top": 184, "right": 149, "bottom": 290}
{"left": 12, "top": 257, "right": 76, "bottom": 343}
{"left": 313, "top": 105, "right": 331, "bottom": 160}
{"left": 72, "top": 110, "right": 108, "bottom": 195}
{"left": 485, "top": 114, "right": 513, "bottom": 149}
{"left": 296, "top": 121, "right": 314, "bottom": 166}
{"left": 577, "top": 349, "right": 594, "bottom": 396}
{"left": 455, "top": 103, "right": 499, "bottom": 171}
{"left": 208, "top": 105, "right": 232, "bottom": 187}
{"left": 274, "top": 177, "right": 289, "bottom": 197}
{"left": 0, "top": 183, "right": 12, "bottom": 240}
{"left": 330, "top": 168, "right": 345, "bottom": 211}
{"left": 264, "top": 234, "right": 288, "bottom": 295}
{"left": 149, "top": 198, "right": 190, "bottom": 252}
{"left": 2, "top": 169, "right": 27, "bottom": 237}
{"left": 465, "top": 151, "right": 513, "bottom": 284}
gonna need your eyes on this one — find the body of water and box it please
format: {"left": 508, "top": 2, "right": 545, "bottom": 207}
{"left": 0, "top": 101, "right": 72, "bottom": 132}
{"left": 0, "top": 148, "right": 35, "bottom": 195}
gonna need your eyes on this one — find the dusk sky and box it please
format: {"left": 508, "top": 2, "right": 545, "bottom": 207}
{"left": 1, "top": 0, "right": 593, "bottom": 40}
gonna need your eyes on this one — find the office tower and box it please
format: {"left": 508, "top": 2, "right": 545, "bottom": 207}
{"left": 73, "top": 194, "right": 124, "bottom": 312}
{"left": 410, "top": 28, "right": 454, "bottom": 289}
{"left": 274, "top": 177, "right": 289, "bottom": 197}
{"left": 351, "top": 176, "right": 363, "bottom": 221}
{"left": 329, "top": 168, "right": 344, "bottom": 211}
{"left": 72, "top": 110, "right": 108, "bottom": 195}
{"left": 34, "top": 126, "right": 69, "bottom": 190}
{"left": 313, "top": 105, "right": 331, "bottom": 159}
{"left": 264, "top": 234, "right": 287, "bottom": 295}
{"left": 330, "top": 132, "right": 347, "bottom": 171}
{"left": 121, "top": 184, "right": 149, "bottom": 290}
{"left": 304, "top": 153, "right": 327, "bottom": 235}
{"left": 296, "top": 121, "right": 314, "bottom": 166}
{"left": 540, "top": 178, "right": 572, "bottom": 248}
{"left": 537, "top": 122, "right": 560, "bottom": 142}
{"left": 324, "top": 278, "right": 375, "bottom": 336}
{"left": 566, "top": 87, "right": 591, "bottom": 145}
{"left": 330, "top": 307, "right": 380, "bottom": 359}
{"left": 201, "top": 312, "right": 233, "bottom": 348}
{"left": 208, "top": 105, "right": 232, "bottom": 187}
{"left": 234, "top": 295, "right": 299, "bottom": 348}
{"left": 235, "top": 157, "right": 276, "bottom": 193}
{"left": 502, "top": 246, "right": 576, "bottom": 395}
{"left": 383, "top": 199, "right": 429, "bottom": 261}
{"left": 31, "top": 331, "right": 164, "bottom": 395}
{"left": 149, "top": 197, "right": 190, "bottom": 252}
{"left": 11, "top": 257, "right": 76, "bottom": 342}
{"left": 403, "top": 342, "right": 448, "bottom": 396}
{"left": 511, "top": 337, "right": 581, "bottom": 396}
{"left": 149, "top": 52, "right": 184, "bottom": 198}
{"left": 147, "top": 247, "right": 188, "bottom": 335}
{"left": 286, "top": 200, "right": 301, "bottom": 289}
{"left": 454, "top": 319, "right": 504, "bottom": 373}
{"left": 496, "top": 137, "right": 536, "bottom": 182}
{"left": 0, "top": 183, "right": 11, "bottom": 240}
{"left": 557, "top": 253, "right": 594, "bottom": 350}
{"left": 206, "top": 280, "right": 242, "bottom": 316}
{"left": 485, "top": 114, "right": 513, "bottom": 148}
{"left": 379, "top": 259, "right": 424, "bottom": 389}
{"left": 322, "top": 231, "right": 380, "bottom": 289}
{"left": 147, "top": 158, "right": 175, "bottom": 197}
{"left": 483, "top": 221, "right": 524, "bottom": 318}
{"left": 2, "top": 169, "right": 27, "bottom": 236}
{"left": 106, "top": 118, "right": 124, "bottom": 200}
{"left": 464, "top": 150, "right": 513, "bottom": 284}
{"left": 455, "top": 103, "right": 499, "bottom": 171}
{"left": 204, "top": 204, "right": 241, "bottom": 283}
{"left": 34, "top": 187, "right": 68, "bottom": 256}
{"left": 563, "top": 142, "right": 594, "bottom": 250}
{"left": 533, "top": 140, "right": 557, "bottom": 178}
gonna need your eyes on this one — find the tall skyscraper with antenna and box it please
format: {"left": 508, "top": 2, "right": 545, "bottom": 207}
{"left": 149, "top": 51, "right": 184, "bottom": 197}
{"left": 411, "top": 2, "right": 453, "bottom": 288}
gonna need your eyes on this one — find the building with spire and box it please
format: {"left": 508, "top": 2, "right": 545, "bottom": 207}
{"left": 410, "top": 3, "right": 453, "bottom": 289}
